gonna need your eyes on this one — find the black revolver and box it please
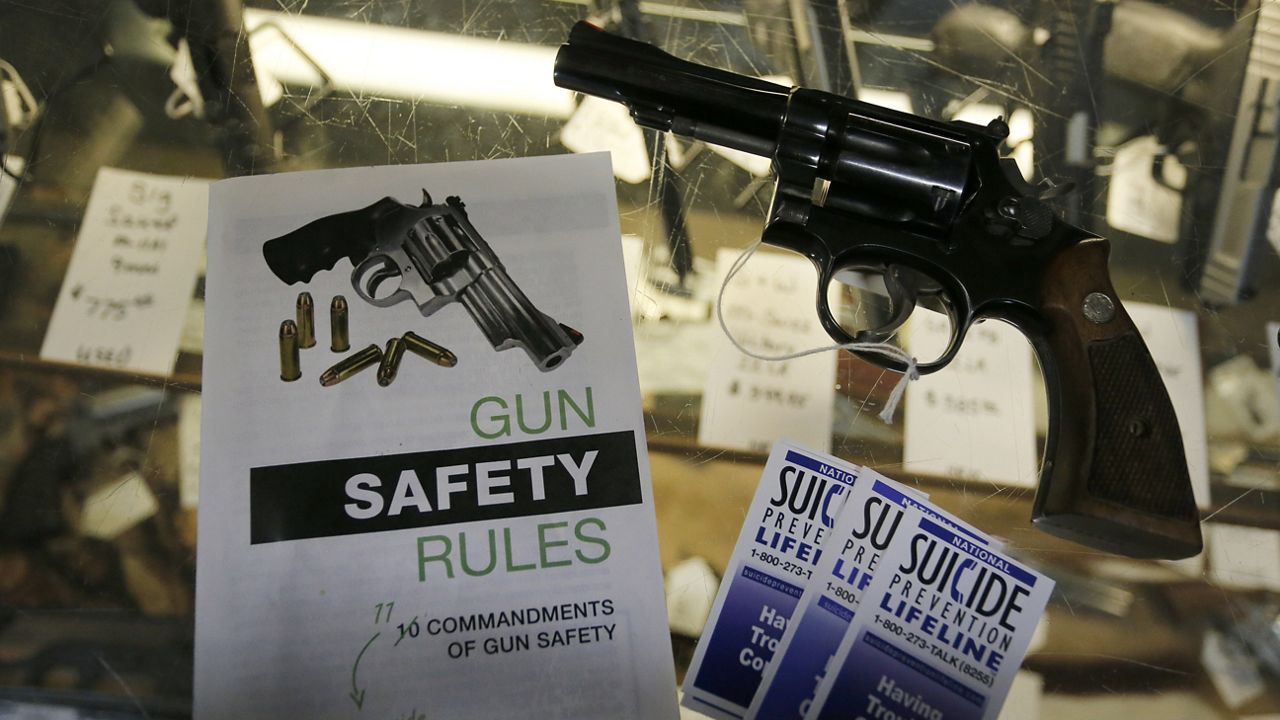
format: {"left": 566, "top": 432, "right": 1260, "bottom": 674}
{"left": 263, "top": 192, "right": 582, "bottom": 371}
{"left": 555, "top": 22, "right": 1201, "bottom": 559}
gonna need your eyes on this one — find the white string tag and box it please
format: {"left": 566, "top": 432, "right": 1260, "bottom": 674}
{"left": 715, "top": 240, "right": 920, "bottom": 423}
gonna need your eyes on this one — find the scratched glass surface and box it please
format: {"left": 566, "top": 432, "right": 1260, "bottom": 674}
{"left": 0, "top": 0, "right": 1278, "bottom": 717}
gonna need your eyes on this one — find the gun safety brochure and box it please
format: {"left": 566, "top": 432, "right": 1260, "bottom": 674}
{"left": 195, "top": 154, "right": 678, "bottom": 719}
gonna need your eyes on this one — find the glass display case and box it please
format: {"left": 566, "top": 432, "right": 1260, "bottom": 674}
{"left": 0, "top": 0, "right": 1278, "bottom": 717}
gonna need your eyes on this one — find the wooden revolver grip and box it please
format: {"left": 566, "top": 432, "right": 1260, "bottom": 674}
{"left": 1029, "top": 239, "right": 1202, "bottom": 559}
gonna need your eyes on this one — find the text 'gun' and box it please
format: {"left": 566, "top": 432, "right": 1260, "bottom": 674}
{"left": 554, "top": 22, "right": 1201, "bottom": 559}
{"left": 262, "top": 192, "right": 582, "bottom": 372}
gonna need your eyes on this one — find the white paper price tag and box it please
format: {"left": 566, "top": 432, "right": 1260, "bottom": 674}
{"left": 1202, "top": 629, "right": 1266, "bottom": 709}
{"left": 699, "top": 248, "right": 837, "bottom": 453}
{"left": 178, "top": 393, "right": 201, "bottom": 510}
{"left": 81, "top": 471, "right": 159, "bottom": 540}
{"left": 1106, "top": 135, "right": 1185, "bottom": 244}
{"left": 666, "top": 556, "right": 719, "bottom": 638}
{"left": 0, "top": 156, "right": 23, "bottom": 224}
{"left": 1126, "top": 302, "right": 1210, "bottom": 508}
{"left": 40, "top": 168, "right": 208, "bottom": 376}
{"left": 1208, "top": 523, "right": 1280, "bottom": 591}
{"left": 561, "top": 96, "right": 651, "bottom": 184}
{"left": 903, "top": 315, "right": 1037, "bottom": 487}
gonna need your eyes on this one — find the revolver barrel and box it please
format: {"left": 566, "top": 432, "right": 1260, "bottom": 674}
{"left": 460, "top": 269, "right": 578, "bottom": 371}
{"left": 554, "top": 22, "right": 977, "bottom": 236}
{"left": 397, "top": 196, "right": 580, "bottom": 371}
{"left": 553, "top": 22, "right": 787, "bottom": 157}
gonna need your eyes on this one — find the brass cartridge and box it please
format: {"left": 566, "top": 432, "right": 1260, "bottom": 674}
{"left": 296, "top": 292, "right": 316, "bottom": 348}
{"left": 279, "top": 320, "right": 302, "bottom": 382}
{"left": 319, "top": 344, "right": 381, "bottom": 387}
{"left": 403, "top": 331, "right": 458, "bottom": 368}
{"left": 330, "top": 295, "right": 350, "bottom": 352}
{"left": 377, "top": 337, "right": 407, "bottom": 387}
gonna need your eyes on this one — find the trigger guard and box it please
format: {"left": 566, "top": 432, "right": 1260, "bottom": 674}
{"left": 352, "top": 254, "right": 410, "bottom": 308}
{"left": 822, "top": 260, "right": 964, "bottom": 374}
{"left": 815, "top": 261, "right": 859, "bottom": 347}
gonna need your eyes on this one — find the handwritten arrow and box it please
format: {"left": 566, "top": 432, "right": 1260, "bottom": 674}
{"left": 350, "top": 632, "right": 379, "bottom": 710}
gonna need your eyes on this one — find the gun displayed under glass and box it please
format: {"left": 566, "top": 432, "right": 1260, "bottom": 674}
{"left": 555, "top": 21, "right": 1202, "bottom": 559}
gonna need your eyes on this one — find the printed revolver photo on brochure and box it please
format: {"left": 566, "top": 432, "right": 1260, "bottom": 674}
{"left": 261, "top": 189, "right": 584, "bottom": 385}
{"left": 554, "top": 21, "right": 1203, "bottom": 561}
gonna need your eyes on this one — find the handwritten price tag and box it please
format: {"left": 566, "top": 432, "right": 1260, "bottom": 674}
{"left": 903, "top": 313, "right": 1038, "bottom": 487}
{"left": 40, "top": 167, "right": 208, "bottom": 376}
{"left": 698, "top": 247, "right": 837, "bottom": 453}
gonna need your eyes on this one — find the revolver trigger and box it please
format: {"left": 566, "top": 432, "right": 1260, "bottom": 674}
{"left": 352, "top": 254, "right": 405, "bottom": 306}
{"left": 857, "top": 264, "right": 920, "bottom": 342}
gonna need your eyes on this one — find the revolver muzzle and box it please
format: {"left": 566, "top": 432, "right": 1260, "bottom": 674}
{"left": 461, "top": 270, "right": 582, "bottom": 372}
